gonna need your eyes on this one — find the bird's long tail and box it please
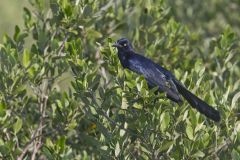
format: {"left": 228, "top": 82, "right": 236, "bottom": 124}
{"left": 174, "top": 80, "right": 220, "bottom": 122}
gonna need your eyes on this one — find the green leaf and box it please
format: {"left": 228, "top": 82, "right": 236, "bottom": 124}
{"left": 186, "top": 124, "right": 194, "bottom": 140}
{"left": 22, "top": 49, "right": 30, "bottom": 67}
{"left": 42, "top": 146, "right": 54, "bottom": 159}
{"left": 57, "top": 136, "right": 66, "bottom": 152}
{"left": 231, "top": 149, "right": 240, "bottom": 160}
{"left": 160, "top": 112, "right": 170, "bottom": 131}
{"left": 120, "top": 129, "right": 126, "bottom": 137}
{"left": 133, "top": 103, "right": 143, "bottom": 109}
{"left": 87, "top": 29, "right": 102, "bottom": 39}
{"left": 192, "top": 151, "right": 205, "bottom": 158}
{"left": 121, "top": 97, "right": 128, "bottom": 109}
{"left": 115, "top": 142, "right": 120, "bottom": 157}
{"left": 0, "top": 102, "right": 6, "bottom": 117}
{"left": 13, "top": 117, "right": 23, "bottom": 134}
{"left": 140, "top": 145, "right": 151, "bottom": 155}
{"left": 231, "top": 92, "right": 240, "bottom": 109}
{"left": 159, "top": 141, "right": 174, "bottom": 152}
{"left": 23, "top": 7, "right": 31, "bottom": 21}
{"left": 56, "top": 100, "right": 63, "bottom": 109}
{"left": 14, "top": 25, "right": 20, "bottom": 42}
{"left": 89, "top": 75, "right": 101, "bottom": 91}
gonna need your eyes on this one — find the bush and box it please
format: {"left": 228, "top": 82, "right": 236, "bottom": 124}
{"left": 0, "top": 0, "right": 240, "bottom": 159}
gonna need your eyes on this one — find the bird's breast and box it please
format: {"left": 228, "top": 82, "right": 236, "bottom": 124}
{"left": 118, "top": 53, "right": 129, "bottom": 68}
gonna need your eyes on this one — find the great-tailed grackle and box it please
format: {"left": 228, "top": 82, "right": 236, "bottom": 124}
{"left": 112, "top": 38, "right": 220, "bottom": 122}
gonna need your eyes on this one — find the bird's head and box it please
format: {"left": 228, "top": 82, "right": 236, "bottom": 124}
{"left": 112, "top": 38, "right": 133, "bottom": 52}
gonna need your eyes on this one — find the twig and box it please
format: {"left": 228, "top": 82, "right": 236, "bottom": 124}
{"left": 31, "top": 141, "right": 43, "bottom": 160}
{"left": 18, "top": 30, "right": 68, "bottom": 159}
{"left": 213, "top": 138, "right": 232, "bottom": 155}
{"left": 31, "top": 81, "right": 48, "bottom": 159}
{"left": 17, "top": 124, "right": 46, "bottom": 160}
{"left": 57, "top": 33, "right": 69, "bottom": 56}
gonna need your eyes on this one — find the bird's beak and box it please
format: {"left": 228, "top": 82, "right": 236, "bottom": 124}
{"left": 112, "top": 43, "right": 122, "bottom": 48}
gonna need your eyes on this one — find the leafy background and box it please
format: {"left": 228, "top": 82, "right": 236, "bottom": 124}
{"left": 0, "top": 0, "right": 240, "bottom": 159}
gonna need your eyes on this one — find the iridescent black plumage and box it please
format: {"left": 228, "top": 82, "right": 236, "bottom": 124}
{"left": 113, "top": 38, "right": 220, "bottom": 122}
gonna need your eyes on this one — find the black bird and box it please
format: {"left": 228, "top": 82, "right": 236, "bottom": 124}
{"left": 112, "top": 38, "right": 220, "bottom": 122}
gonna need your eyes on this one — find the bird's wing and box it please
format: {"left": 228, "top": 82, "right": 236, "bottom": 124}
{"left": 128, "top": 58, "right": 182, "bottom": 102}
{"left": 150, "top": 63, "right": 182, "bottom": 102}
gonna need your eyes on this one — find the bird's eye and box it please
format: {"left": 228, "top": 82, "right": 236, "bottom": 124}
{"left": 123, "top": 43, "right": 127, "bottom": 47}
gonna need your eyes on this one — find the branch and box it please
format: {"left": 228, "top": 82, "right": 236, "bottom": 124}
{"left": 57, "top": 33, "right": 69, "bottom": 56}
{"left": 17, "top": 124, "right": 46, "bottom": 160}
{"left": 18, "top": 66, "right": 49, "bottom": 160}
{"left": 31, "top": 85, "right": 48, "bottom": 159}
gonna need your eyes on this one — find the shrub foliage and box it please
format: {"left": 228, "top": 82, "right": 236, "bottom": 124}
{"left": 0, "top": 0, "right": 240, "bottom": 159}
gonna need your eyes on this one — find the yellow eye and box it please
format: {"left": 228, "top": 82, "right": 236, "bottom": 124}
{"left": 123, "top": 43, "right": 127, "bottom": 46}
